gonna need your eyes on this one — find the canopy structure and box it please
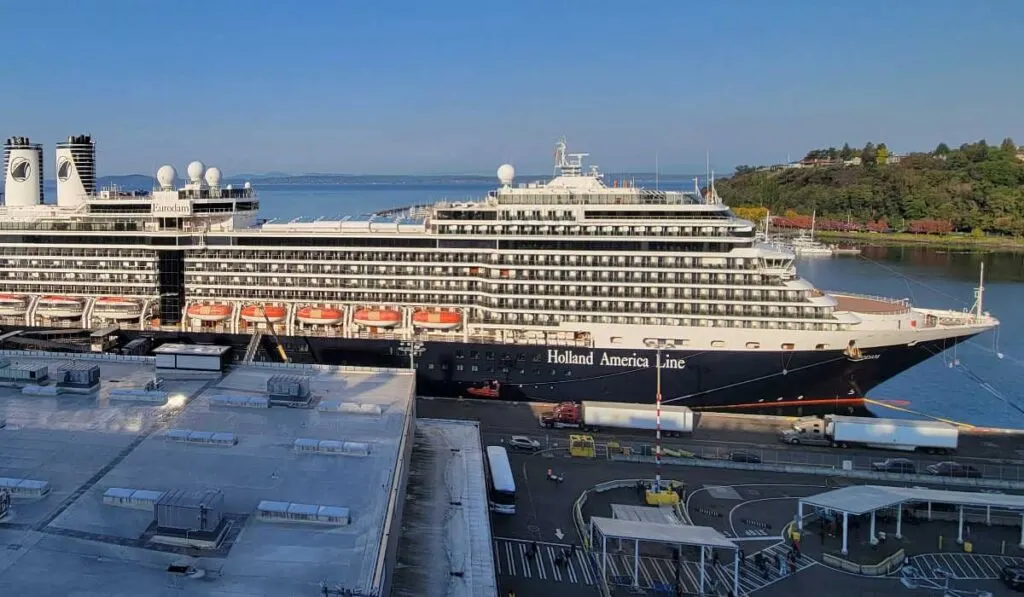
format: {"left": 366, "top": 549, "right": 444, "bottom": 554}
{"left": 798, "top": 485, "right": 1024, "bottom": 555}
{"left": 589, "top": 517, "right": 739, "bottom": 595}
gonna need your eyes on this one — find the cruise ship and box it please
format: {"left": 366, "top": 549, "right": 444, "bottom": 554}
{"left": 0, "top": 135, "right": 999, "bottom": 410}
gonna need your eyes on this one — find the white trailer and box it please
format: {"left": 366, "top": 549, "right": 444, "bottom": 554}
{"left": 780, "top": 414, "right": 958, "bottom": 453}
{"left": 581, "top": 401, "right": 694, "bottom": 436}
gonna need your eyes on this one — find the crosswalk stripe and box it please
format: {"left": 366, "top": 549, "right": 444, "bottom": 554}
{"left": 505, "top": 542, "right": 515, "bottom": 576}
{"left": 518, "top": 543, "right": 530, "bottom": 579}
{"left": 576, "top": 551, "right": 592, "bottom": 585}
{"left": 565, "top": 554, "right": 577, "bottom": 583}
{"left": 911, "top": 553, "right": 1024, "bottom": 580}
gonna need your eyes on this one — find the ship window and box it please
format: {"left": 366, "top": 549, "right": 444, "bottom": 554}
{"left": 531, "top": 353, "right": 542, "bottom": 363}
{"left": 815, "top": 343, "right": 829, "bottom": 350}
{"left": 441, "top": 363, "right": 448, "bottom": 370}
{"left": 470, "top": 350, "right": 479, "bottom": 359}
{"left": 427, "top": 364, "right": 435, "bottom": 369}
{"left": 519, "top": 369, "right": 525, "bottom": 375}
{"left": 485, "top": 351, "right": 494, "bottom": 360}
{"left": 711, "top": 340, "right": 726, "bottom": 348}
{"left": 551, "top": 369, "right": 557, "bottom": 376}
{"left": 455, "top": 350, "right": 464, "bottom": 359}
{"left": 746, "top": 342, "right": 760, "bottom": 349}
{"left": 471, "top": 365, "right": 479, "bottom": 372}
{"left": 456, "top": 364, "right": 464, "bottom": 371}
{"left": 516, "top": 353, "right": 526, "bottom": 361}
{"left": 781, "top": 343, "right": 795, "bottom": 350}
{"left": 533, "top": 368, "right": 540, "bottom": 375}
{"left": 610, "top": 336, "right": 623, "bottom": 344}
{"left": 501, "top": 367, "right": 509, "bottom": 373}
{"left": 565, "top": 370, "right": 572, "bottom": 376}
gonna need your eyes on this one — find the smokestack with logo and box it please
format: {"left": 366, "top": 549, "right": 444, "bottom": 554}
{"left": 56, "top": 134, "right": 96, "bottom": 208}
{"left": 3, "top": 136, "right": 44, "bottom": 207}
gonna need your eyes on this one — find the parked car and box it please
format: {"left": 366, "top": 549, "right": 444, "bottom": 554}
{"left": 508, "top": 435, "right": 541, "bottom": 452}
{"left": 925, "top": 461, "right": 982, "bottom": 478}
{"left": 729, "top": 451, "right": 761, "bottom": 464}
{"left": 1002, "top": 565, "right": 1024, "bottom": 591}
{"left": 871, "top": 458, "right": 916, "bottom": 474}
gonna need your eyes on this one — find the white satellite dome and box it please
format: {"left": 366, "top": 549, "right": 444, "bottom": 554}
{"left": 186, "top": 160, "right": 205, "bottom": 183}
{"left": 204, "top": 167, "right": 222, "bottom": 188}
{"left": 497, "top": 163, "right": 515, "bottom": 185}
{"left": 156, "top": 165, "right": 177, "bottom": 189}
{"left": 243, "top": 181, "right": 252, "bottom": 189}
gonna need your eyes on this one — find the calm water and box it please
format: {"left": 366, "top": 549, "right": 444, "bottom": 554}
{"left": 255, "top": 182, "right": 1024, "bottom": 428}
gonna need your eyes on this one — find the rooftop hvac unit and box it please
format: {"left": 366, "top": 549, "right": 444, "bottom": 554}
{"left": 166, "top": 429, "right": 238, "bottom": 446}
{"left": 103, "top": 487, "right": 165, "bottom": 510}
{"left": 109, "top": 389, "right": 168, "bottom": 404}
{"left": 155, "top": 489, "right": 225, "bottom": 533}
{"left": 316, "top": 400, "right": 383, "bottom": 416}
{"left": 256, "top": 500, "right": 350, "bottom": 526}
{"left": 209, "top": 394, "right": 269, "bottom": 409}
{"left": 0, "top": 477, "right": 51, "bottom": 498}
{"left": 293, "top": 438, "right": 370, "bottom": 456}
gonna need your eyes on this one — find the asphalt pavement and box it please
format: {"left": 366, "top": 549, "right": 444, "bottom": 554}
{"left": 418, "top": 397, "right": 1024, "bottom": 597}
{"left": 418, "top": 396, "right": 1024, "bottom": 482}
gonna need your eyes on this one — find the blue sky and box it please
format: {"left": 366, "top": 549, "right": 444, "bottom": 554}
{"left": 3, "top": 0, "right": 1022, "bottom": 175}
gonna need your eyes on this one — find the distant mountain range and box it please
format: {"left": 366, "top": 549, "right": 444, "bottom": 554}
{"left": 41, "top": 172, "right": 707, "bottom": 190}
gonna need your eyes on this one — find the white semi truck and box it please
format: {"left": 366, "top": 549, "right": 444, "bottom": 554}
{"left": 539, "top": 401, "right": 694, "bottom": 436}
{"left": 779, "top": 414, "right": 958, "bottom": 453}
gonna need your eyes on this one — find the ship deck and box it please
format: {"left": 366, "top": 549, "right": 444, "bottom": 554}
{"left": 830, "top": 292, "right": 909, "bottom": 314}
{"left": 0, "top": 351, "right": 415, "bottom": 597}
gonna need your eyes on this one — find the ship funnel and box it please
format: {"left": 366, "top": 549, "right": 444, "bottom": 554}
{"left": 3, "top": 136, "right": 44, "bottom": 207}
{"left": 55, "top": 134, "right": 96, "bottom": 209}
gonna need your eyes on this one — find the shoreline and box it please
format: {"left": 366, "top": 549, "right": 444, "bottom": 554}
{"left": 814, "top": 230, "right": 1024, "bottom": 251}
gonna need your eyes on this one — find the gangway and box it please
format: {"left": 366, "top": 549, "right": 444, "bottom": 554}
{"left": 243, "top": 332, "right": 263, "bottom": 363}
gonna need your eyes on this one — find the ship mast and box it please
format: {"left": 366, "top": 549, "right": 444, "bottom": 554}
{"left": 974, "top": 262, "right": 985, "bottom": 319}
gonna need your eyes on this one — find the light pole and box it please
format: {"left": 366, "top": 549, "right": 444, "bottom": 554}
{"left": 655, "top": 349, "right": 662, "bottom": 492}
{"left": 398, "top": 340, "right": 425, "bottom": 370}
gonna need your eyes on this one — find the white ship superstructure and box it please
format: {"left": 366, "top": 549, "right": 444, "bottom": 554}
{"left": 0, "top": 137, "right": 997, "bottom": 358}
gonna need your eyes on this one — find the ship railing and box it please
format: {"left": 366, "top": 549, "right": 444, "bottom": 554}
{"left": 826, "top": 290, "right": 910, "bottom": 306}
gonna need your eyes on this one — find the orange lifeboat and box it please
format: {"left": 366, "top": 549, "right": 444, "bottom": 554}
{"left": 240, "top": 305, "right": 287, "bottom": 323}
{"left": 36, "top": 295, "right": 85, "bottom": 318}
{"left": 412, "top": 309, "right": 462, "bottom": 330}
{"left": 93, "top": 296, "right": 142, "bottom": 319}
{"left": 352, "top": 308, "right": 401, "bottom": 328}
{"left": 296, "top": 306, "right": 344, "bottom": 326}
{"left": 0, "top": 293, "right": 28, "bottom": 315}
{"left": 467, "top": 380, "right": 501, "bottom": 399}
{"left": 186, "top": 303, "right": 232, "bottom": 323}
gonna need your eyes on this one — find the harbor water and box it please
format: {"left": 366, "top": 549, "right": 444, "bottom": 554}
{"left": 254, "top": 181, "right": 1024, "bottom": 428}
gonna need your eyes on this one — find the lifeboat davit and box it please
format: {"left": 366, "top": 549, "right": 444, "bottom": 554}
{"left": 412, "top": 309, "right": 462, "bottom": 330}
{"left": 352, "top": 308, "right": 401, "bottom": 328}
{"left": 36, "top": 296, "right": 85, "bottom": 318}
{"left": 296, "top": 307, "right": 344, "bottom": 326}
{"left": 93, "top": 296, "right": 142, "bottom": 319}
{"left": 186, "top": 303, "right": 232, "bottom": 323}
{"left": 240, "top": 305, "right": 287, "bottom": 323}
{"left": 0, "top": 293, "right": 28, "bottom": 315}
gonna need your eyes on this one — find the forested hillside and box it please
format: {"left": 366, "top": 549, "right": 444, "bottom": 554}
{"left": 717, "top": 139, "right": 1024, "bottom": 236}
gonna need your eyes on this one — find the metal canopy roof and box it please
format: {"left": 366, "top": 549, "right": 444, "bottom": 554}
{"left": 591, "top": 517, "right": 736, "bottom": 550}
{"left": 801, "top": 485, "right": 1024, "bottom": 516}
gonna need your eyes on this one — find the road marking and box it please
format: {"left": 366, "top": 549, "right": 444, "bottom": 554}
{"left": 911, "top": 553, "right": 1024, "bottom": 580}
{"left": 518, "top": 543, "right": 530, "bottom": 578}
{"left": 576, "top": 551, "right": 593, "bottom": 584}
{"left": 546, "top": 546, "right": 562, "bottom": 582}
{"left": 493, "top": 540, "right": 502, "bottom": 574}
{"left": 505, "top": 542, "right": 515, "bottom": 576}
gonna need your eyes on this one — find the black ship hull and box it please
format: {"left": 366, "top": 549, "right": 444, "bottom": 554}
{"left": 0, "top": 325, "right": 979, "bottom": 415}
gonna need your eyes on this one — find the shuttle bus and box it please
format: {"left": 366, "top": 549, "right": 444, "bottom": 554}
{"left": 485, "top": 445, "right": 516, "bottom": 514}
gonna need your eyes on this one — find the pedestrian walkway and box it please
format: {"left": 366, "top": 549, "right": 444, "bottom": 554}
{"left": 910, "top": 552, "right": 1024, "bottom": 580}
{"left": 493, "top": 537, "right": 595, "bottom": 585}
{"left": 730, "top": 541, "right": 817, "bottom": 596}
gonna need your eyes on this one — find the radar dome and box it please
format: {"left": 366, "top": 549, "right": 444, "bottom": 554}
{"left": 497, "top": 163, "right": 515, "bottom": 185}
{"left": 156, "top": 165, "right": 177, "bottom": 189}
{"left": 243, "top": 181, "right": 252, "bottom": 189}
{"left": 186, "top": 160, "right": 205, "bottom": 183}
{"left": 204, "top": 167, "right": 222, "bottom": 188}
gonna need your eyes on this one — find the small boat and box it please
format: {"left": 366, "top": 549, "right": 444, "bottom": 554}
{"left": 296, "top": 306, "right": 344, "bottom": 325}
{"left": 832, "top": 246, "right": 862, "bottom": 256}
{"left": 93, "top": 297, "right": 142, "bottom": 319}
{"left": 467, "top": 380, "right": 501, "bottom": 399}
{"left": 36, "top": 295, "right": 85, "bottom": 317}
{"left": 0, "top": 294, "right": 28, "bottom": 315}
{"left": 186, "top": 303, "right": 232, "bottom": 322}
{"left": 352, "top": 308, "right": 401, "bottom": 328}
{"left": 412, "top": 309, "right": 462, "bottom": 330}
{"left": 240, "top": 305, "right": 287, "bottom": 323}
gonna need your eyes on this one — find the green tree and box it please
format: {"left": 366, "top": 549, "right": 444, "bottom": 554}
{"left": 840, "top": 143, "right": 854, "bottom": 160}
{"left": 876, "top": 143, "right": 889, "bottom": 165}
{"left": 1000, "top": 137, "right": 1017, "bottom": 153}
{"left": 934, "top": 142, "right": 950, "bottom": 155}
{"left": 861, "top": 142, "right": 876, "bottom": 164}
